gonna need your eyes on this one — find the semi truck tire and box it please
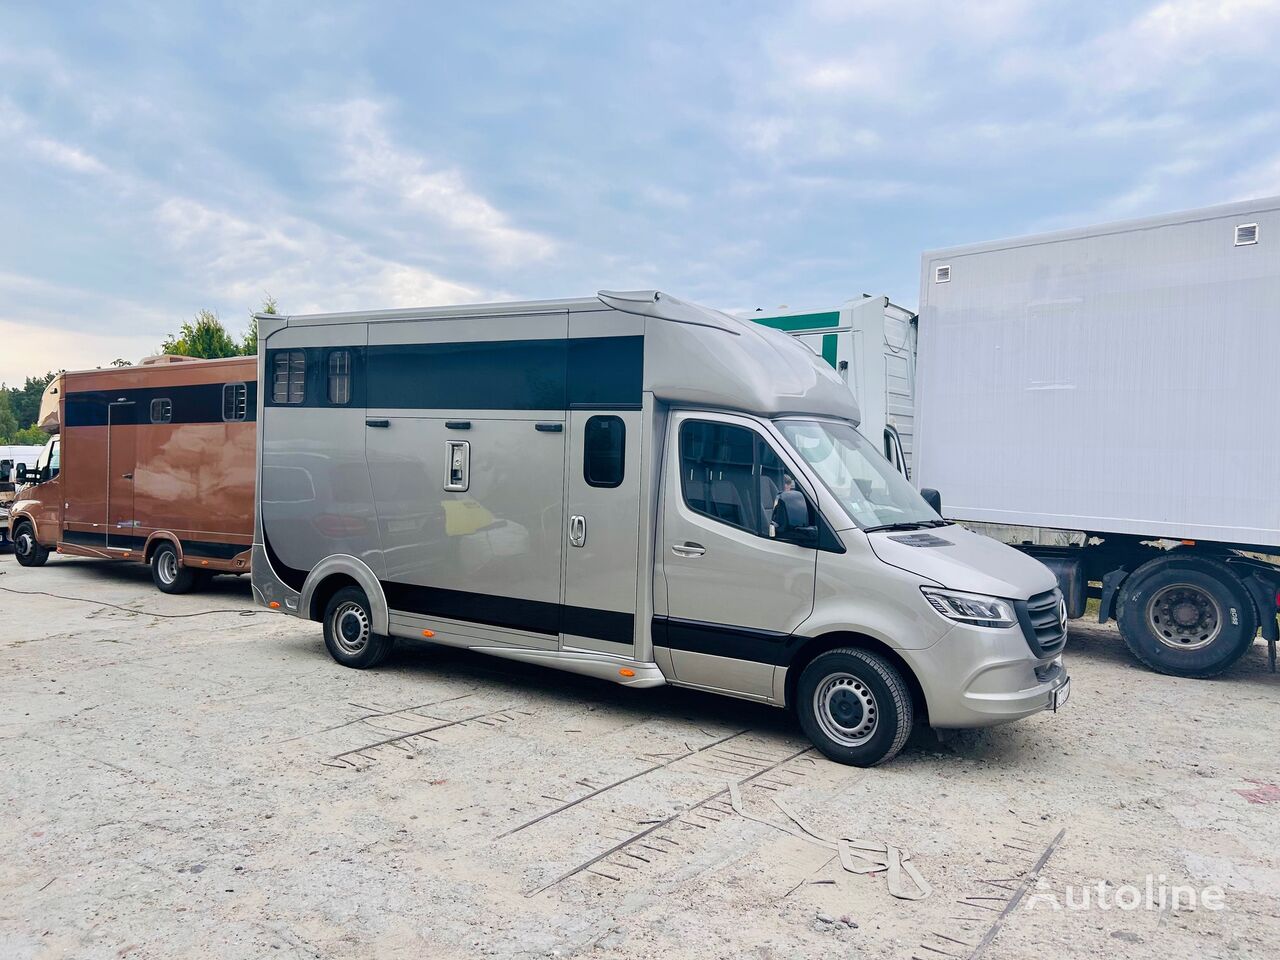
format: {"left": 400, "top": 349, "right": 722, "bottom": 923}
{"left": 151, "top": 541, "right": 198, "bottom": 594}
{"left": 795, "top": 648, "right": 913, "bottom": 767}
{"left": 1117, "top": 555, "right": 1258, "bottom": 678}
{"left": 322, "top": 586, "right": 393, "bottom": 669}
{"left": 13, "top": 521, "right": 49, "bottom": 567}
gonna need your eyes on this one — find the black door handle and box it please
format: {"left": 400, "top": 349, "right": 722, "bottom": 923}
{"left": 366, "top": 419, "right": 390, "bottom": 428}
{"left": 535, "top": 422, "right": 563, "bottom": 433}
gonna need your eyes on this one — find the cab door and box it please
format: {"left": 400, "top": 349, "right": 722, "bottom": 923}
{"left": 656, "top": 412, "right": 817, "bottom": 699}
{"left": 106, "top": 401, "right": 137, "bottom": 548}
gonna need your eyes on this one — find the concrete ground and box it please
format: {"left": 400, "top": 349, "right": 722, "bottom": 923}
{"left": 0, "top": 552, "right": 1277, "bottom": 960}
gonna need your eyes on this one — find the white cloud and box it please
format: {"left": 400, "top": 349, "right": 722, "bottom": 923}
{"left": 0, "top": 99, "right": 108, "bottom": 176}
{"left": 1004, "top": 0, "right": 1280, "bottom": 98}
{"left": 321, "top": 98, "right": 556, "bottom": 266}
{"left": 0, "top": 96, "right": 483, "bottom": 337}
{"left": 0, "top": 273, "right": 171, "bottom": 380}
{"left": 154, "top": 196, "right": 478, "bottom": 313}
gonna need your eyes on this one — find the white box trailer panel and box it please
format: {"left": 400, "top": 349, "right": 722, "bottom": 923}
{"left": 916, "top": 196, "right": 1280, "bottom": 549}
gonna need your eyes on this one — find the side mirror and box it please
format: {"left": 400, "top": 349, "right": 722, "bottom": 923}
{"left": 772, "top": 490, "right": 818, "bottom": 547}
{"left": 921, "top": 487, "right": 943, "bottom": 516}
{"left": 14, "top": 464, "right": 29, "bottom": 484}
{"left": 0, "top": 464, "right": 9, "bottom": 483}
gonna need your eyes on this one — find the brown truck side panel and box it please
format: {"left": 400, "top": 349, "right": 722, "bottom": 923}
{"left": 30, "top": 356, "right": 257, "bottom": 572}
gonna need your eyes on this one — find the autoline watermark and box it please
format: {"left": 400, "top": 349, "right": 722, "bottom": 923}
{"left": 1025, "top": 875, "right": 1227, "bottom": 912}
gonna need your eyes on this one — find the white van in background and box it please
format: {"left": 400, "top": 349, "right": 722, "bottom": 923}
{"left": 0, "top": 445, "right": 46, "bottom": 543}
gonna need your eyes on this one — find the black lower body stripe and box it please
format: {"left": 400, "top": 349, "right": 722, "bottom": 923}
{"left": 63, "top": 528, "right": 250, "bottom": 560}
{"left": 381, "top": 580, "right": 635, "bottom": 645}
{"left": 63, "top": 529, "right": 144, "bottom": 550}
{"left": 652, "top": 615, "right": 793, "bottom": 666}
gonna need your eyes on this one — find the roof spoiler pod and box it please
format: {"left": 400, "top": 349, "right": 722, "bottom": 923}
{"left": 597, "top": 290, "right": 742, "bottom": 335}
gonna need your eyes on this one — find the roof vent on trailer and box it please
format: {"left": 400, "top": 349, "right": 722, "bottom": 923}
{"left": 1235, "top": 223, "right": 1259, "bottom": 246}
{"left": 934, "top": 264, "right": 951, "bottom": 283}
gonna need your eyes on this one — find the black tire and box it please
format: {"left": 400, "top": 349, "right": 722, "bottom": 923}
{"left": 1117, "top": 555, "right": 1258, "bottom": 678}
{"left": 322, "top": 586, "right": 393, "bottom": 669}
{"left": 796, "top": 648, "right": 914, "bottom": 767}
{"left": 13, "top": 521, "right": 49, "bottom": 567}
{"left": 151, "top": 541, "right": 198, "bottom": 594}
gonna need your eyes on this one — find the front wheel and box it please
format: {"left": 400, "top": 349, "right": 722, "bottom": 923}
{"left": 13, "top": 522, "right": 49, "bottom": 567}
{"left": 796, "top": 648, "right": 914, "bottom": 767}
{"left": 322, "top": 586, "right": 393, "bottom": 669}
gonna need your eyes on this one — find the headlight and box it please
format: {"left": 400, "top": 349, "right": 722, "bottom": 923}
{"left": 921, "top": 587, "right": 1017, "bottom": 628}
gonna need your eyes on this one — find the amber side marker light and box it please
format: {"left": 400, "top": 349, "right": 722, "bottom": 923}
{"left": 619, "top": 668, "right": 636, "bottom": 678}
{"left": 422, "top": 629, "right": 436, "bottom": 638}
{"left": 269, "top": 601, "right": 281, "bottom": 609}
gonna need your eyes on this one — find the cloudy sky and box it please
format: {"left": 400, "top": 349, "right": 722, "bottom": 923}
{"left": 2, "top": 0, "right": 1278, "bottom": 384}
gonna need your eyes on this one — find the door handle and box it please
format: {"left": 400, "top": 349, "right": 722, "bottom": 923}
{"left": 366, "top": 418, "right": 390, "bottom": 428}
{"left": 671, "top": 542, "right": 705, "bottom": 558}
{"left": 122, "top": 473, "right": 133, "bottom": 480}
{"left": 569, "top": 514, "right": 586, "bottom": 547}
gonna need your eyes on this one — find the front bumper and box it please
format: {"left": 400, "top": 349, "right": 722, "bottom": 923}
{"left": 902, "top": 620, "right": 1071, "bottom": 728}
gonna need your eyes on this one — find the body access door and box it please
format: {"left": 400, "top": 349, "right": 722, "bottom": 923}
{"left": 364, "top": 310, "right": 569, "bottom": 649}
{"left": 561, "top": 409, "right": 643, "bottom": 656}
{"left": 106, "top": 401, "right": 137, "bottom": 548}
{"left": 656, "top": 411, "right": 818, "bottom": 700}
{"left": 560, "top": 311, "right": 646, "bottom": 658}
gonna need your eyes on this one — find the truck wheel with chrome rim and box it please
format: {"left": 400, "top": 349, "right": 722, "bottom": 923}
{"left": 1117, "top": 555, "right": 1258, "bottom": 678}
{"left": 13, "top": 521, "right": 49, "bottom": 567}
{"left": 796, "top": 648, "right": 913, "bottom": 767}
{"left": 323, "top": 585, "right": 393, "bottom": 669}
{"left": 151, "top": 541, "right": 197, "bottom": 594}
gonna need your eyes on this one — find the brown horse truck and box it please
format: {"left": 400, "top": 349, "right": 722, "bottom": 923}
{"left": 10, "top": 355, "right": 256, "bottom": 593}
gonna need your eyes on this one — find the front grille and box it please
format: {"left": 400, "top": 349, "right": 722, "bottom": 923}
{"left": 1015, "top": 588, "right": 1068, "bottom": 658}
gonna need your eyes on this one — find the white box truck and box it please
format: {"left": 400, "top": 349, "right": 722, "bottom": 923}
{"left": 251, "top": 290, "right": 1070, "bottom": 766}
{"left": 744, "top": 296, "right": 917, "bottom": 477}
{"left": 915, "top": 197, "right": 1280, "bottom": 678}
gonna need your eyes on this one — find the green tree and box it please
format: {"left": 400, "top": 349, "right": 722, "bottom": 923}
{"left": 10, "top": 424, "right": 47, "bottom": 445}
{"left": 241, "top": 294, "right": 276, "bottom": 356}
{"left": 110, "top": 358, "right": 133, "bottom": 367}
{"left": 160, "top": 309, "right": 242, "bottom": 359}
{"left": 6, "top": 372, "right": 57, "bottom": 431}
{"left": 0, "top": 390, "right": 17, "bottom": 442}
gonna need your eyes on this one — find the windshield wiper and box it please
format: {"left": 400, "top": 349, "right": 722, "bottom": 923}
{"left": 862, "top": 519, "right": 954, "bottom": 533}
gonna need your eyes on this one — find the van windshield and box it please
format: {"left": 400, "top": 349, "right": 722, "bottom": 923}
{"left": 775, "top": 418, "right": 945, "bottom": 531}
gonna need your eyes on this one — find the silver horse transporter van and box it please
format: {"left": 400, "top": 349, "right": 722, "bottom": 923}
{"left": 252, "top": 291, "right": 1070, "bottom": 766}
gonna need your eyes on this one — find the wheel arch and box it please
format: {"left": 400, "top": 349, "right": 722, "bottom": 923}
{"left": 300, "top": 555, "right": 389, "bottom": 634}
{"left": 783, "top": 631, "right": 929, "bottom": 724}
{"left": 143, "top": 532, "right": 183, "bottom": 564}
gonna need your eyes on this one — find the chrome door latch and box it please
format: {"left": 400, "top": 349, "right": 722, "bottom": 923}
{"left": 569, "top": 514, "right": 587, "bottom": 547}
{"left": 444, "top": 440, "right": 470, "bottom": 492}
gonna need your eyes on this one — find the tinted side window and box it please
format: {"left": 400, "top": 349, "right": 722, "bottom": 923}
{"left": 222, "top": 383, "right": 248, "bottom": 422}
{"left": 583, "top": 415, "right": 624, "bottom": 487}
{"left": 327, "top": 350, "right": 351, "bottom": 405}
{"left": 680, "top": 421, "right": 799, "bottom": 537}
{"left": 271, "top": 350, "right": 306, "bottom": 404}
{"left": 150, "top": 398, "right": 172, "bottom": 424}
{"left": 680, "top": 421, "right": 761, "bottom": 534}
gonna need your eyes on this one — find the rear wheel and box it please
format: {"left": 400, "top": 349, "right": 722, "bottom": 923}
{"left": 796, "top": 648, "right": 913, "bottom": 767}
{"left": 13, "top": 521, "right": 49, "bottom": 567}
{"left": 1117, "top": 556, "right": 1257, "bottom": 678}
{"left": 151, "top": 541, "right": 197, "bottom": 594}
{"left": 323, "top": 586, "right": 393, "bottom": 669}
